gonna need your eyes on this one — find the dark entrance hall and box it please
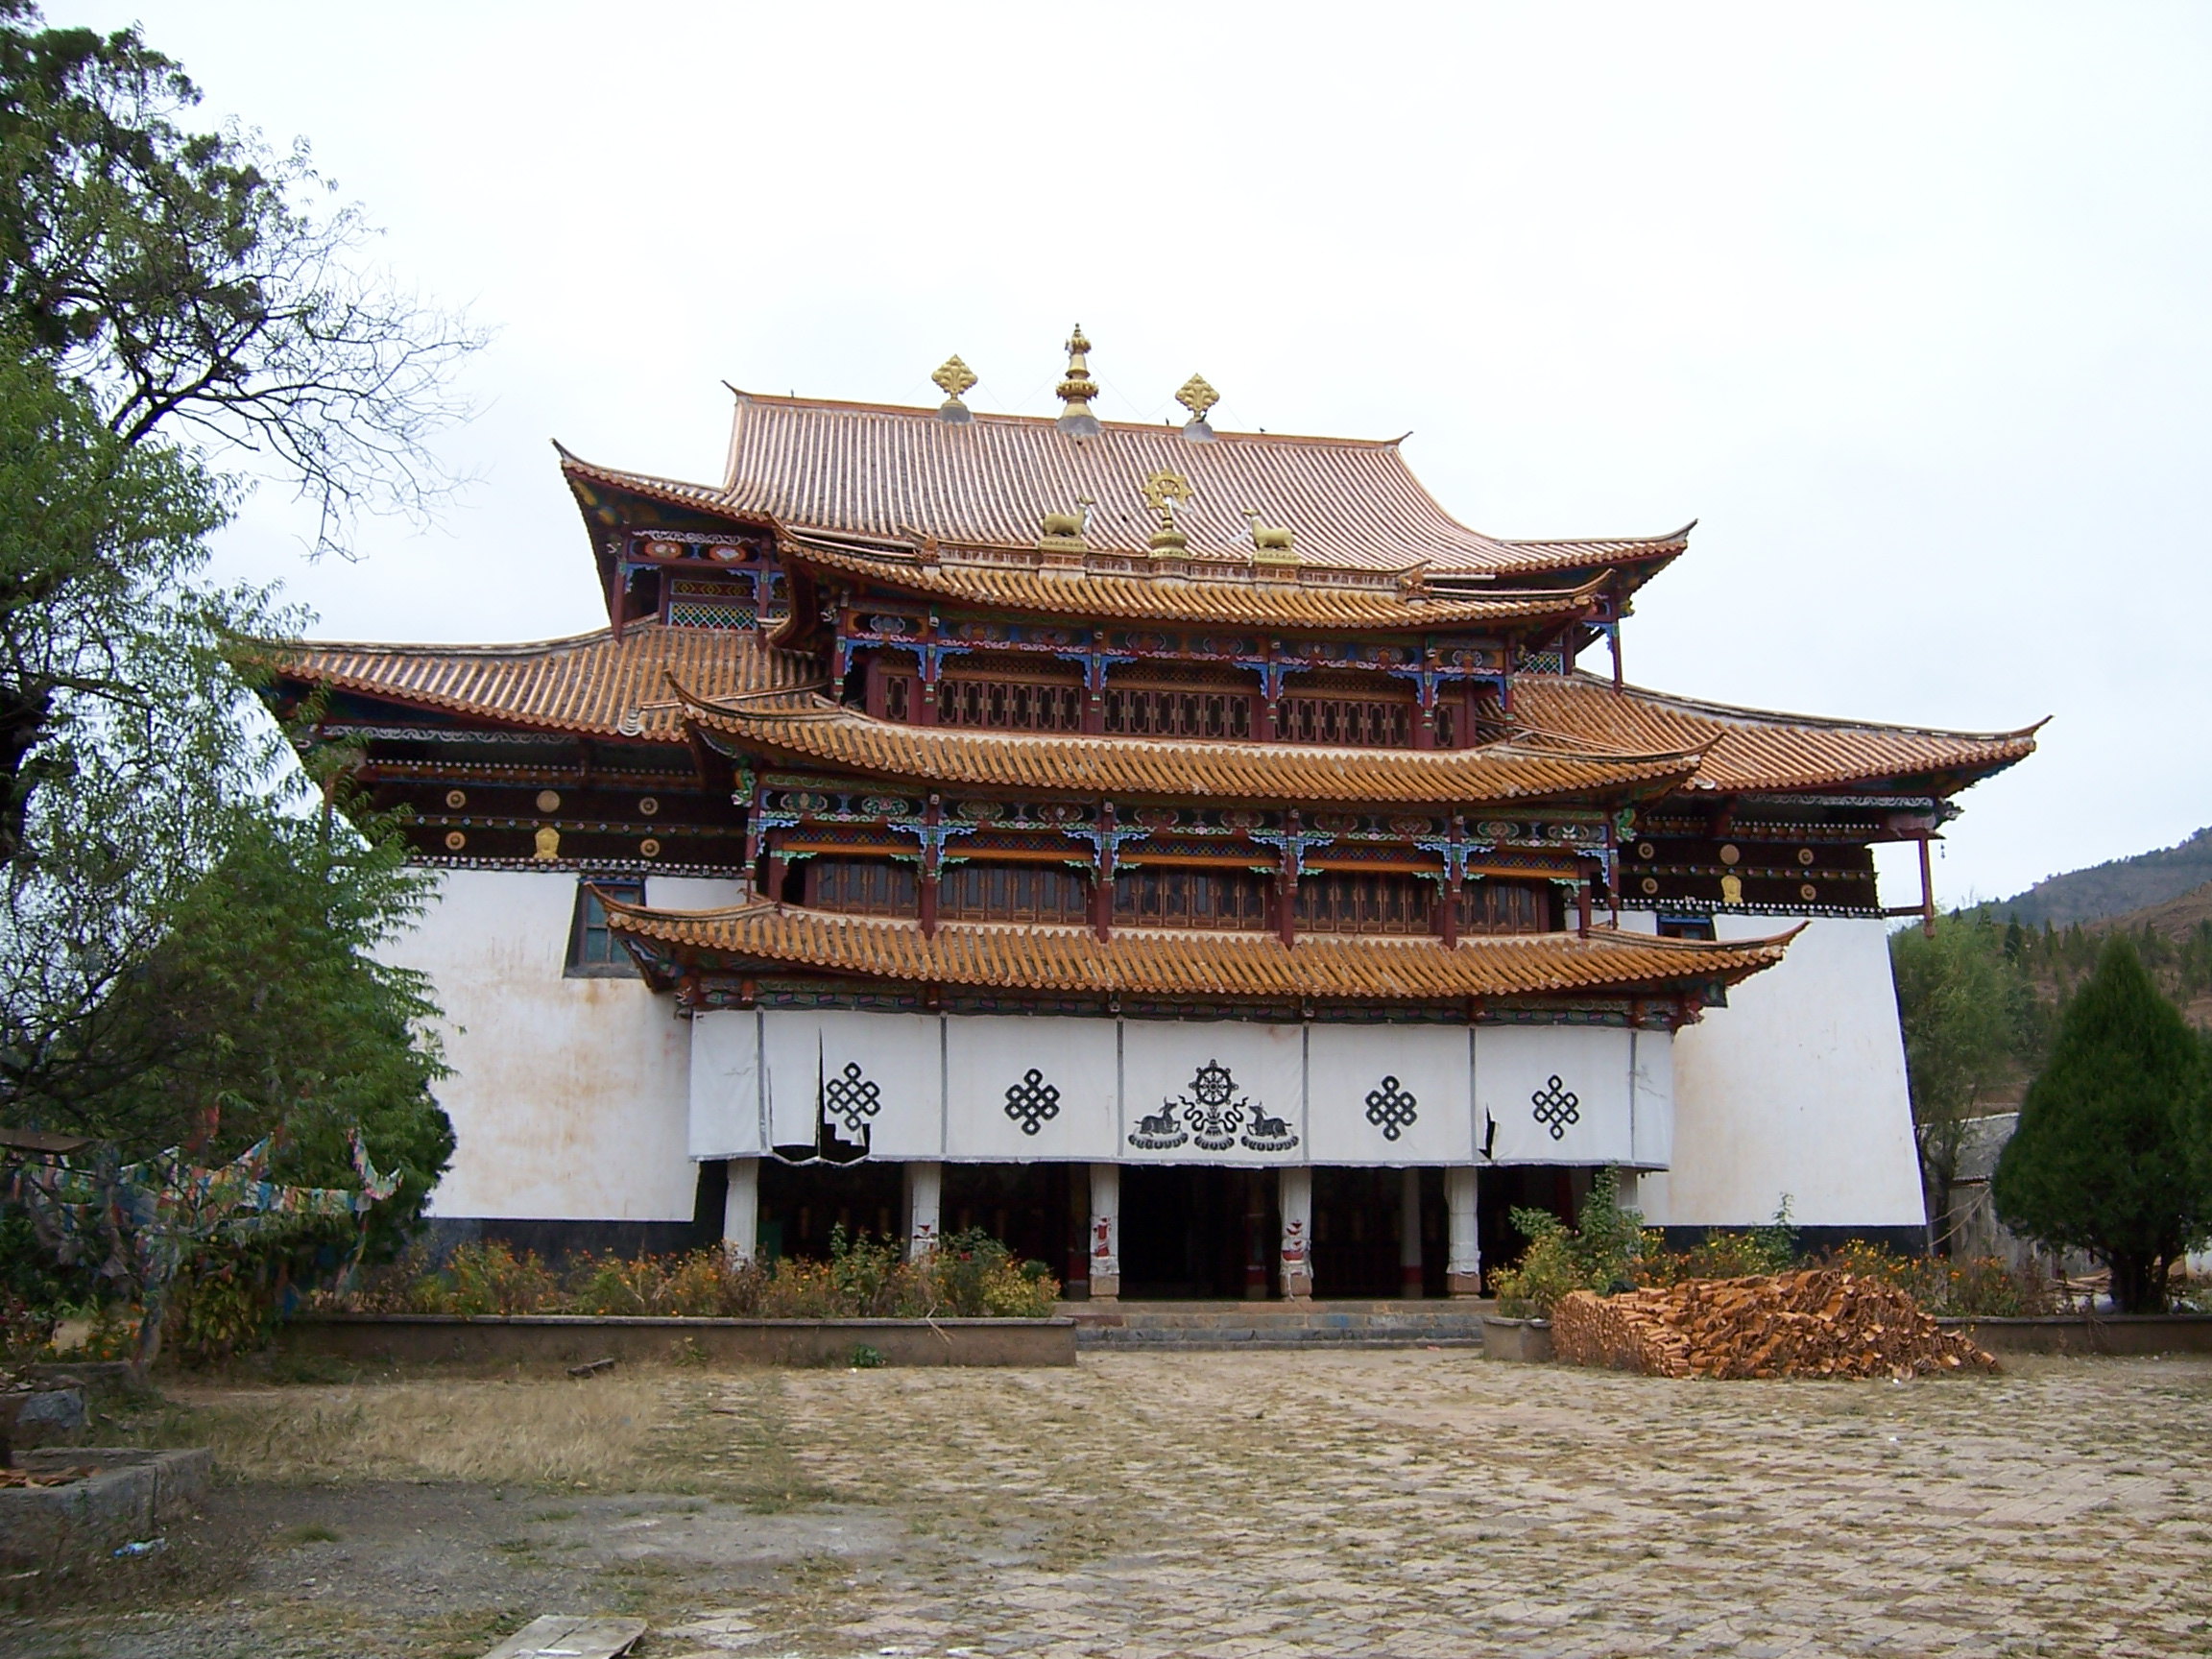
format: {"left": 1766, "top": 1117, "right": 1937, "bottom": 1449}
{"left": 1118, "top": 1166, "right": 1280, "bottom": 1299}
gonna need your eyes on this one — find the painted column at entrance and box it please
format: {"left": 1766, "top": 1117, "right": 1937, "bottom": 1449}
{"left": 722, "top": 1157, "right": 759, "bottom": 1265}
{"left": 1446, "top": 1166, "right": 1481, "bottom": 1297}
{"left": 905, "top": 1160, "right": 943, "bottom": 1260}
{"left": 1400, "top": 1166, "right": 1425, "bottom": 1298}
{"left": 1279, "top": 1166, "right": 1313, "bottom": 1300}
{"left": 1089, "top": 1163, "right": 1121, "bottom": 1300}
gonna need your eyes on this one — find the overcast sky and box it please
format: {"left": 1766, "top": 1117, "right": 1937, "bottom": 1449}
{"left": 49, "top": 2, "right": 2212, "bottom": 910}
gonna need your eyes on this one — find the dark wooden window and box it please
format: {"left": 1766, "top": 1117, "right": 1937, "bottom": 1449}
{"left": 1656, "top": 914, "right": 1716, "bottom": 941}
{"left": 938, "top": 862, "right": 1091, "bottom": 924}
{"left": 1455, "top": 879, "right": 1554, "bottom": 935}
{"left": 1279, "top": 695, "right": 1413, "bottom": 748}
{"left": 1433, "top": 702, "right": 1456, "bottom": 748}
{"left": 1103, "top": 685, "right": 1253, "bottom": 739}
{"left": 566, "top": 879, "right": 644, "bottom": 975}
{"left": 1111, "top": 867, "right": 1270, "bottom": 929}
{"left": 806, "top": 859, "right": 918, "bottom": 916}
{"left": 1293, "top": 871, "right": 1433, "bottom": 934}
{"left": 884, "top": 673, "right": 913, "bottom": 721}
{"left": 939, "top": 676, "right": 1084, "bottom": 732}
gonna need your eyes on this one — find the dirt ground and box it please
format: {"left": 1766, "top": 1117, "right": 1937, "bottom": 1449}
{"left": 8, "top": 1349, "right": 2212, "bottom": 1658}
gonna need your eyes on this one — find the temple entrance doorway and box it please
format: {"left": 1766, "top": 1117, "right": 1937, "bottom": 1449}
{"left": 1119, "top": 1166, "right": 1279, "bottom": 1298}
{"left": 1310, "top": 1167, "right": 1447, "bottom": 1298}
{"left": 757, "top": 1159, "right": 903, "bottom": 1261}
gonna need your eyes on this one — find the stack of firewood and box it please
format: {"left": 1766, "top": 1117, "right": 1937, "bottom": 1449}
{"left": 1551, "top": 1269, "right": 1999, "bottom": 1380}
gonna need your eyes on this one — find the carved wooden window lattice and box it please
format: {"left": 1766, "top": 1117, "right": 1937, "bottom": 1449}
{"left": 1293, "top": 871, "right": 1433, "bottom": 935}
{"left": 1456, "top": 879, "right": 1553, "bottom": 935}
{"left": 1279, "top": 695, "right": 1413, "bottom": 749}
{"left": 806, "top": 859, "right": 918, "bottom": 917}
{"left": 1103, "top": 685, "right": 1253, "bottom": 740}
{"left": 1111, "top": 868, "right": 1270, "bottom": 930}
{"left": 939, "top": 676, "right": 1085, "bottom": 733}
{"left": 938, "top": 861, "right": 1091, "bottom": 924}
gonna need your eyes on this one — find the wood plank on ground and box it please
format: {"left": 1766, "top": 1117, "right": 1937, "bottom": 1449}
{"left": 479, "top": 1614, "right": 648, "bottom": 1659}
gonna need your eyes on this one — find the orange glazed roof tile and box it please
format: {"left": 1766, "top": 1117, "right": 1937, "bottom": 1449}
{"left": 603, "top": 894, "right": 1794, "bottom": 1001}
{"left": 1509, "top": 675, "right": 2043, "bottom": 795}
{"left": 265, "top": 623, "right": 819, "bottom": 741}
{"left": 560, "top": 397, "right": 1694, "bottom": 577}
{"left": 781, "top": 535, "right": 1606, "bottom": 632}
{"left": 680, "top": 687, "right": 1705, "bottom": 807}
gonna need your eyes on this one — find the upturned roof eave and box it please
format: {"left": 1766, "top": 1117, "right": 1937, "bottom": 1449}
{"left": 596, "top": 889, "right": 1796, "bottom": 1002}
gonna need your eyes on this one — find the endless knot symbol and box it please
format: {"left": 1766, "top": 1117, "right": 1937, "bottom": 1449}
{"left": 822, "top": 1062, "right": 883, "bottom": 1138}
{"left": 1002, "top": 1068, "right": 1062, "bottom": 1137}
{"left": 1364, "top": 1075, "right": 1420, "bottom": 1142}
{"left": 1529, "top": 1074, "right": 1580, "bottom": 1142}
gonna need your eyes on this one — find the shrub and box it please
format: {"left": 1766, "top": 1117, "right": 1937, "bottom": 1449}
{"left": 441, "top": 1241, "right": 559, "bottom": 1316}
{"left": 317, "top": 1231, "right": 1061, "bottom": 1323}
{"left": 1491, "top": 1168, "right": 1643, "bottom": 1317}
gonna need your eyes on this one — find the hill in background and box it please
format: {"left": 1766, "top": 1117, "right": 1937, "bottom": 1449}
{"left": 1977, "top": 826, "right": 2212, "bottom": 928}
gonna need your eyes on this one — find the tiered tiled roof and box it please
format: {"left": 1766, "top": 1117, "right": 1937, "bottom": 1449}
{"left": 1514, "top": 676, "right": 2043, "bottom": 795}
{"left": 679, "top": 688, "right": 1704, "bottom": 806}
{"left": 563, "top": 397, "right": 1694, "bottom": 576}
{"left": 604, "top": 893, "right": 1795, "bottom": 1001}
{"left": 264, "top": 628, "right": 2036, "bottom": 801}
{"left": 267, "top": 624, "right": 818, "bottom": 741}
{"left": 781, "top": 535, "right": 1605, "bottom": 631}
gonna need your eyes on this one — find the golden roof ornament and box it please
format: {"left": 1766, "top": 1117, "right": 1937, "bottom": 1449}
{"left": 1142, "top": 469, "right": 1194, "bottom": 556}
{"left": 1055, "top": 324, "right": 1102, "bottom": 437}
{"left": 1175, "top": 373, "right": 1219, "bottom": 442}
{"left": 931, "top": 354, "right": 977, "bottom": 424}
{"left": 1245, "top": 506, "right": 1299, "bottom": 574}
{"left": 1038, "top": 494, "right": 1092, "bottom": 563}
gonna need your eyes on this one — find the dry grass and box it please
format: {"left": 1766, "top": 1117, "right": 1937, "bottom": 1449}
{"left": 156, "top": 1374, "right": 687, "bottom": 1489}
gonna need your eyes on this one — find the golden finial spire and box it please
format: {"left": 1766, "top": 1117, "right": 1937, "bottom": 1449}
{"left": 931, "top": 354, "right": 977, "bottom": 424}
{"left": 1055, "top": 324, "right": 1101, "bottom": 437}
{"left": 1175, "top": 373, "right": 1219, "bottom": 441}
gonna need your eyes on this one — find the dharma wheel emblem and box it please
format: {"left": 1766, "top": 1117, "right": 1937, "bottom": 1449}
{"left": 1364, "top": 1075, "right": 1419, "bottom": 1142}
{"left": 1002, "top": 1068, "right": 1062, "bottom": 1137}
{"left": 1127, "top": 1059, "right": 1299, "bottom": 1154}
{"left": 1530, "top": 1074, "right": 1581, "bottom": 1142}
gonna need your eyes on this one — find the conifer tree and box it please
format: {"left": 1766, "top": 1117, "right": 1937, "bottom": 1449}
{"left": 1991, "top": 938, "right": 2212, "bottom": 1311}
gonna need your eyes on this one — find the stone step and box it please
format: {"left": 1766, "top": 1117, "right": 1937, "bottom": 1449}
{"left": 1064, "top": 1298, "right": 1493, "bottom": 1350}
{"left": 1080, "top": 1327, "right": 1484, "bottom": 1350}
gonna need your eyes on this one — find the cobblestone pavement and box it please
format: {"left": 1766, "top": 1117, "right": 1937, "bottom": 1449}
{"left": 13, "top": 1350, "right": 2212, "bottom": 1657}
{"left": 712, "top": 1350, "right": 2212, "bottom": 1659}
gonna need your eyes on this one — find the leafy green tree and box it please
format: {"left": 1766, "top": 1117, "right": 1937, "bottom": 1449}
{"left": 1991, "top": 939, "right": 2212, "bottom": 1312}
{"left": 0, "top": 349, "right": 451, "bottom": 1238}
{"left": 1890, "top": 915, "right": 2040, "bottom": 1250}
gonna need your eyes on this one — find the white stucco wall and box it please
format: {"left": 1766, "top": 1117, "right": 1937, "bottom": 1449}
{"left": 1621, "top": 911, "right": 1926, "bottom": 1231}
{"left": 386, "top": 869, "right": 741, "bottom": 1222}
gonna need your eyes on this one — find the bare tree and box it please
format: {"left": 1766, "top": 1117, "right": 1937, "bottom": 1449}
{"left": 1, "top": 1, "right": 485, "bottom": 558}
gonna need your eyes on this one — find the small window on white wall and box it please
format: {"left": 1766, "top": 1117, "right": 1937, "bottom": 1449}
{"left": 566, "top": 880, "right": 644, "bottom": 976}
